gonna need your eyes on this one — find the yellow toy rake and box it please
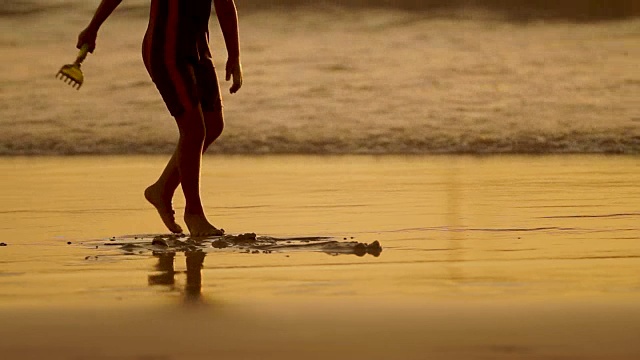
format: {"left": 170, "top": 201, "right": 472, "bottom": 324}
{"left": 56, "top": 44, "right": 90, "bottom": 90}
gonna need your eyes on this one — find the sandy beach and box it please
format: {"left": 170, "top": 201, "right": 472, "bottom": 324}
{"left": 2, "top": 1, "right": 639, "bottom": 358}
{"left": 1, "top": 155, "right": 639, "bottom": 359}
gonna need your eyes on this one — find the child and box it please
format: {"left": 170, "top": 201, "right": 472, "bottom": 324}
{"left": 77, "top": 0, "right": 243, "bottom": 236}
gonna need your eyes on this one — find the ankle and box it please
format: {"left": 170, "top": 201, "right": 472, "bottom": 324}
{"left": 184, "top": 207, "right": 205, "bottom": 217}
{"left": 148, "top": 182, "right": 175, "bottom": 198}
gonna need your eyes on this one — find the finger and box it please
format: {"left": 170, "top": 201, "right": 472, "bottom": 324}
{"left": 225, "top": 68, "right": 231, "bottom": 82}
{"left": 236, "top": 72, "right": 243, "bottom": 88}
{"left": 230, "top": 81, "right": 242, "bottom": 94}
{"left": 78, "top": 40, "right": 95, "bottom": 53}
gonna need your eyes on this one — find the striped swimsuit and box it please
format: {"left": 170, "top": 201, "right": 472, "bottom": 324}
{"left": 142, "top": 0, "right": 221, "bottom": 117}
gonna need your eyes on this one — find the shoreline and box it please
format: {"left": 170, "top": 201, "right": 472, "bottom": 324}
{"left": 1, "top": 152, "right": 639, "bottom": 158}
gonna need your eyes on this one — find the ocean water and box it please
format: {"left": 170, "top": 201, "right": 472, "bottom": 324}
{"left": 2, "top": 1, "right": 639, "bottom": 19}
{"left": 0, "top": 0, "right": 639, "bottom": 154}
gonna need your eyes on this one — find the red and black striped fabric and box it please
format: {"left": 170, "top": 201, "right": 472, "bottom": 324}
{"left": 142, "top": 0, "right": 221, "bottom": 117}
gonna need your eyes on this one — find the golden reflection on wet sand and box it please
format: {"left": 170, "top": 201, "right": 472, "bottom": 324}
{"left": 0, "top": 155, "right": 639, "bottom": 359}
{"left": 148, "top": 251, "right": 209, "bottom": 305}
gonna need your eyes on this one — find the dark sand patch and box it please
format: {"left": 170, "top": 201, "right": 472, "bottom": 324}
{"left": 94, "top": 233, "right": 383, "bottom": 257}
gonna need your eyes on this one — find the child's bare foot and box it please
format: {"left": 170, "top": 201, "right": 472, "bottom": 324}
{"left": 184, "top": 213, "right": 224, "bottom": 237}
{"left": 144, "top": 185, "right": 183, "bottom": 234}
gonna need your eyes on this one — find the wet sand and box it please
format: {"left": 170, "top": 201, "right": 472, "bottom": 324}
{"left": 1, "top": 155, "right": 639, "bottom": 359}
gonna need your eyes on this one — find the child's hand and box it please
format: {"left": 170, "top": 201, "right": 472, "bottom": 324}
{"left": 225, "top": 57, "right": 243, "bottom": 94}
{"left": 77, "top": 27, "right": 98, "bottom": 53}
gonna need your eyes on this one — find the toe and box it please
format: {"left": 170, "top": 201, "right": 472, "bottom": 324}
{"left": 208, "top": 227, "right": 224, "bottom": 237}
{"left": 170, "top": 224, "right": 184, "bottom": 234}
{"left": 190, "top": 228, "right": 223, "bottom": 237}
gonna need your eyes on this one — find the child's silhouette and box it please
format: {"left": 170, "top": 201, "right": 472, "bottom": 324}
{"left": 78, "top": 0, "right": 243, "bottom": 236}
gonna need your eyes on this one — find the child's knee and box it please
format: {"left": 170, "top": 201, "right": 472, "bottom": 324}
{"left": 176, "top": 110, "right": 207, "bottom": 143}
{"left": 204, "top": 110, "right": 224, "bottom": 144}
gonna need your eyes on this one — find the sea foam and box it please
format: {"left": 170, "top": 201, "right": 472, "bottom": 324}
{"left": 1, "top": 3, "right": 638, "bottom": 155}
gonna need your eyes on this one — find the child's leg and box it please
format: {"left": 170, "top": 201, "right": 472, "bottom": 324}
{"left": 145, "top": 150, "right": 182, "bottom": 233}
{"left": 144, "top": 50, "right": 223, "bottom": 234}
{"left": 203, "top": 109, "right": 224, "bottom": 149}
{"left": 146, "top": 108, "right": 224, "bottom": 235}
{"left": 173, "top": 104, "right": 222, "bottom": 236}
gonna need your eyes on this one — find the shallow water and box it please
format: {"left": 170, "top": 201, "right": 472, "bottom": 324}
{"left": 1, "top": 155, "right": 638, "bottom": 307}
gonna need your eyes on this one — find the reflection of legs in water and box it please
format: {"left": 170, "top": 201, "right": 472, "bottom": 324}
{"left": 184, "top": 251, "right": 206, "bottom": 303}
{"left": 148, "top": 251, "right": 206, "bottom": 304}
{"left": 148, "top": 252, "right": 176, "bottom": 287}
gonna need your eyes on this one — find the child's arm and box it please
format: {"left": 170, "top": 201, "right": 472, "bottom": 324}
{"left": 213, "top": 0, "right": 243, "bottom": 93}
{"left": 77, "top": 0, "right": 124, "bottom": 53}
{"left": 213, "top": 0, "right": 240, "bottom": 59}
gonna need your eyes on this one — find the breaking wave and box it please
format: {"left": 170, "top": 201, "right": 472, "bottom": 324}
{"left": 1, "top": 0, "right": 639, "bottom": 20}
{"left": 1, "top": 1, "right": 638, "bottom": 155}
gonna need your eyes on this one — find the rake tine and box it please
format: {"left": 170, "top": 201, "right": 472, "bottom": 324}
{"left": 57, "top": 44, "right": 89, "bottom": 89}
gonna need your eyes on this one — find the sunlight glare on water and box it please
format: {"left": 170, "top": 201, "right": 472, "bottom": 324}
{"left": 0, "top": 155, "right": 638, "bottom": 306}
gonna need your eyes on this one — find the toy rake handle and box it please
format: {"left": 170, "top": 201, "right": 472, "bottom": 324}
{"left": 74, "top": 44, "right": 90, "bottom": 65}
